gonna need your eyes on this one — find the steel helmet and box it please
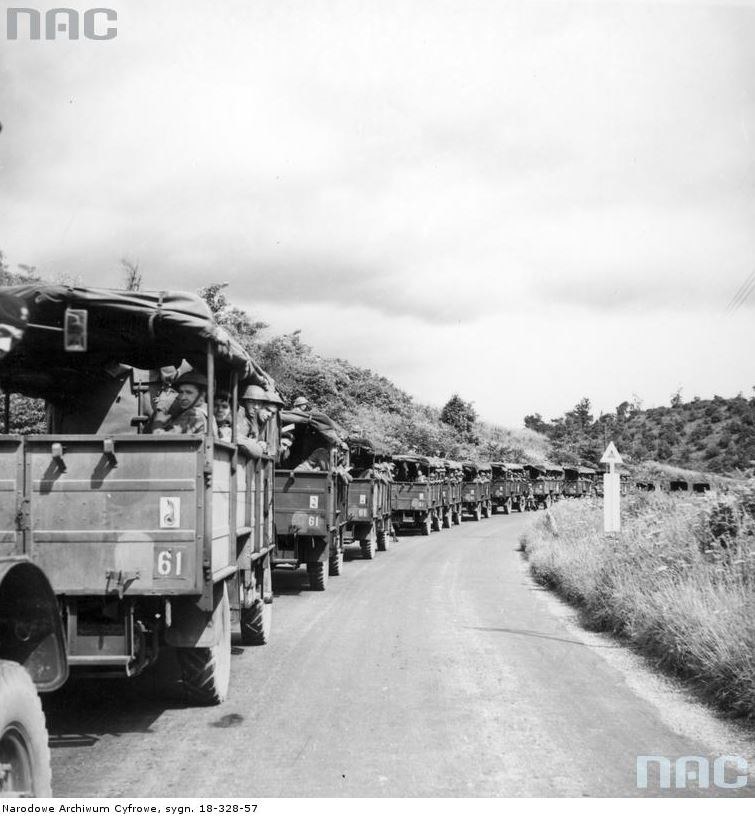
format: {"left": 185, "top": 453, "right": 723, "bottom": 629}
{"left": 241, "top": 383, "right": 267, "bottom": 401}
{"left": 293, "top": 396, "right": 310, "bottom": 408}
{"left": 175, "top": 370, "right": 208, "bottom": 389}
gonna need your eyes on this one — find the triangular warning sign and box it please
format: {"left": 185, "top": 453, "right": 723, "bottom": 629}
{"left": 600, "top": 441, "right": 623, "bottom": 464}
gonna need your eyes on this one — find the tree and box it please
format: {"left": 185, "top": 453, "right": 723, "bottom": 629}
{"left": 121, "top": 258, "right": 142, "bottom": 291}
{"left": 524, "top": 412, "right": 551, "bottom": 434}
{"left": 440, "top": 394, "right": 477, "bottom": 437}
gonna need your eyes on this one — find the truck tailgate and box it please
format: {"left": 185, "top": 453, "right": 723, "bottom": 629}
{"left": 25, "top": 435, "right": 203, "bottom": 596}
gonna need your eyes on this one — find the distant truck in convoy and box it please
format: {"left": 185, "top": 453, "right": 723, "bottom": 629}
{"left": 563, "top": 465, "right": 596, "bottom": 498}
{"left": 490, "top": 462, "right": 530, "bottom": 513}
{"left": 0, "top": 285, "right": 280, "bottom": 706}
{"left": 461, "top": 461, "right": 492, "bottom": 520}
{"left": 272, "top": 409, "right": 350, "bottom": 589}
{"left": 441, "top": 459, "right": 463, "bottom": 527}
{"left": 525, "top": 463, "right": 564, "bottom": 508}
{"left": 343, "top": 434, "right": 393, "bottom": 558}
{"left": 390, "top": 454, "right": 443, "bottom": 535}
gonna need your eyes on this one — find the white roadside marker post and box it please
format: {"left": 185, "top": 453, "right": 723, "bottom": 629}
{"left": 600, "top": 441, "right": 623, "bottom": 533}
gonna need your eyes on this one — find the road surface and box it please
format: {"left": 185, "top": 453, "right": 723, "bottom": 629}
{"left": 45, "top": 512, "right": 755, "bottom": 797}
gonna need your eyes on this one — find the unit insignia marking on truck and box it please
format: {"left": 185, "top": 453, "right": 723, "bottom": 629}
{"left": 159, "top": 497, "right": 180, "bottom": 529}
{"left": 309, "top": 496, "right": 319, "bottom": 509}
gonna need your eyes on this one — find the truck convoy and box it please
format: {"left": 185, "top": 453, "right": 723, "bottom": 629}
{"left": 0, "top": 282, "right": 624, "bottom": 797}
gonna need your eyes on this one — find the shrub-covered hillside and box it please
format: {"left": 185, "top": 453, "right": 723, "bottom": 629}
{"left": 201, "top": 283, "right": 548, "bottom": 462}
{"left": 525, "top": 393, "right": 755, "bottom": 475}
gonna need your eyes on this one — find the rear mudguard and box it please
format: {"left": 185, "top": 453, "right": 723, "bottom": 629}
{"left": 0, "top": 558, "right": 68, "bottom": 692}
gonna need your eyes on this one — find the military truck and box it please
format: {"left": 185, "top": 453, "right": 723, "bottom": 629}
{"left": 0, "top": 284, "right": 279, "bottom": 706}
{"left": 461, "top": 461, "right": 492, "bottom": 520}
{"left": 525, "top": 463, "right": 564, "bottom": 508}
{"left": 343, "top": 434, "right": 393, "bottom": 559}
{"left": 390, "top": 455, "right": 443, "bottom": 535}
{"left": 441, "top": 459, "right": 463, "bottom": 527}
{"left": 272, "top": 409, "right": 350, "bottom": 589}
{"left": 490, "top": 462, "right": 530, "bottom": 513}
{"left": 563, "top": 465, "right": 596, "bottom": 497}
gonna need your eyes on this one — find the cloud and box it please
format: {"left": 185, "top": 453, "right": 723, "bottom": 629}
{"left": 1, "top": 0, "right": 754, "bottom": 421}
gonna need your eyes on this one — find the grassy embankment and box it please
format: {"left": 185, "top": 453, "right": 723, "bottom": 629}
{"left": 521, "top": 487, "right": 755, "bottom": 718}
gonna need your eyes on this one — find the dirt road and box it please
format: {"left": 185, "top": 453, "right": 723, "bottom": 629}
{"left": 46, "top": 512, "right": 755, "bottom": 797}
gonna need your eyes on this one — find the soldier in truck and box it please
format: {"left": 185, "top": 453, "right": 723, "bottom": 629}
{"left": 151, "top": 370, "right": 210, "bottom": 435}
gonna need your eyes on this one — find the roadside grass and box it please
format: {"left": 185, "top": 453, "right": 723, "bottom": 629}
{"left": 521, "top": 488, "right": 755, "bottom": 718}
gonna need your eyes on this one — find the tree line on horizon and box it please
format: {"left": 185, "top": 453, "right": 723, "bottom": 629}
{"left": 5, "top": 255, "right": 750, "bottom": 476}
{"left": 525, "top": 392, "right": 755, "bottom": 476}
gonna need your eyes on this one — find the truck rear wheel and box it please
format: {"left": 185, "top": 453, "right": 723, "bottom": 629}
{"left": 176, "top": 582, "right": 231, "bottom": 706}
{"left": 360, "top": 535, "right": 376, "bottom": 560}
{"left": 307, "top": 560, "right": 329, "bottom": 591}
{"left": 377, "top": 530, "right": 388, "bottom": 551}
{"left": 329, "top": 546, "right": 343, "bottom": 576}
{"left": 0, "top": 661, "right": 51, "bottom": 798}
{"left": 240, "top": 558, "right": 273, "bottom": 646}
{"left": 420, "top": 513, "right": 431, "bottom": 535}
{"left": 473, "top": 504, "right": 481, "bottom": 521}
{"left": 443, "top": 510, "right": 452, "bottom": 529}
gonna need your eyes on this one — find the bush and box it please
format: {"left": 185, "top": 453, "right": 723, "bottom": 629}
{"left": 523, "top": 493, "right": 755, "bottom": 717}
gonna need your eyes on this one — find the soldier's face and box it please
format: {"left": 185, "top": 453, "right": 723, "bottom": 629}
{"left": 177, "top": 384, "right": 201, "bottom": 409}
{"left": 214, "top": 399, "right": 231, "bottom": 420}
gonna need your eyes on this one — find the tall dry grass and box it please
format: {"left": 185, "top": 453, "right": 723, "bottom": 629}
{"left": 522, "top": 487, "right": 755, "bottom": 717}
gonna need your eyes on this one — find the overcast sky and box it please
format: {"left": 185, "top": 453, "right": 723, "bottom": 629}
{"left": 1, "top": 0, "right": 753, "bottom": 425}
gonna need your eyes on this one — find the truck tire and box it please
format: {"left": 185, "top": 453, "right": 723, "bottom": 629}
{"left": 420, "top": 513, "right": 431, "bottom": 535}
{"left": 452, "top": 508, "right": 460, "bottom": 525}
{"left": 473, "top": 504, "right": 481, "bottom": 521}
{"left": 307, "top": 560, "right": 329, "bottom": 591}
{"left": 431, "top": 511, "right": 441, "bottom": 531}
{"left": 240, "top": 555, "right": 273, "bottom": 645}
{"left": 240, "top": 598, "right": 272, "bottom": 645}
{"left": 442, "top": 510, "right": 452, "bottom": 529}
{"left": 360, "top": 536, "right": 376, "bottom": 560}
{"left": 0, "top": 661, "right": 51, "bottom": 798}
{"left": 176, "top": 582, "right": 231, "bottom": 706}
{"left": 329, "top": 547, "right": 343, "bottom": 576}
{"left": 377, "top": 528, "right": 388, "bottom": 551}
